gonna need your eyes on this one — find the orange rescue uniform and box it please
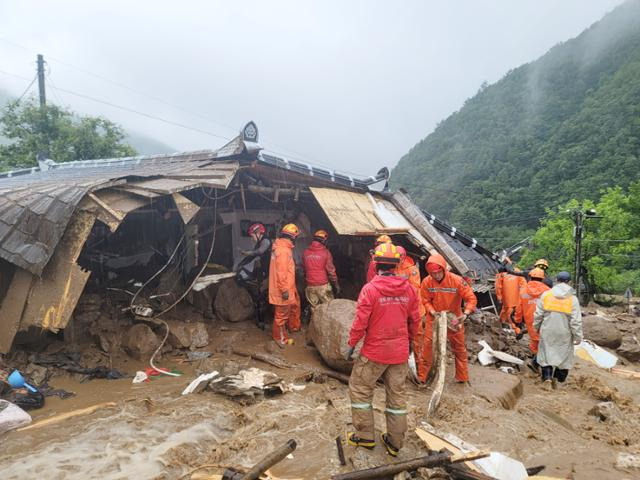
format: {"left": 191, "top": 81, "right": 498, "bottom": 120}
{"left": 520, "top": 279, "right": 551, "bottom": 354}
{"left": 397, "top": 256, "right": 425, "bottom": 354}
{"left": 499, "top": 273, "right": 526, "bottom": 334}
{"left": 268, "top": 237, "right": 301, "bottom": 343}
{"left": 419, "top": 255, "right": 477, "bottom": 382}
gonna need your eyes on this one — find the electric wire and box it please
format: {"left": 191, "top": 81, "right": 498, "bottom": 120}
{"left": 144, "top": 188, "right": 219, "bottom": 377}
{"left": 15, "top": 75, "right": 37, "bottom": 104}
{"left": 1, "top": 38, "right": 349, "bottom": 172}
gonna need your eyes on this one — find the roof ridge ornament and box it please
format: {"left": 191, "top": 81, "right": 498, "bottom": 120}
{"left": 242, "top": 121, "right": 258, "bottom": 143}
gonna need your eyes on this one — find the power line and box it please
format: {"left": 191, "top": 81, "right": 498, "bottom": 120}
{"left": 16, "top": 75, "right": 37, "bottom": 104}
{"left": 0, "top": 39, "right": 341, "bottom": 170}
{"left": 48, "top": 83, "right": 233, "bottom": 142}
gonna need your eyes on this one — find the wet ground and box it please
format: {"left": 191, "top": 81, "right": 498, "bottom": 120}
{"left": 1, "top": 319, "right": 640, "bottom": 479}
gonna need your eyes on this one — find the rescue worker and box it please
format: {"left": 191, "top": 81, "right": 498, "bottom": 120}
{"left": 269, "top": 223, "right": 301, "bottom": 345}
{"left": 346, "top": 243, "right": 421, "bottom": 457}
{"left": 519, "top": 267, "right": 550, "bottom": 363}
{"left": 419, "top": 254, "right": 477, "bottom": 384}
{"left": 534, "top": 271, "right": 583, "bottom": 390}
{"left": 506, "top": 258, "right": 553, "bottom": 288}
{"left": 499, "top": 269, "right": 526, "bottom": 338}
{"left": 238, "top": 222, "right": 272, "bottom": 329}
{"left": 366, "top": 234, "right": 392, "bottom": 282}
{"left": 302, "top": 230, "right": 340, "bottom": 316}
{"left": 495, "top": 265, "right": 507, "bottom": 306}
{"left": 396, "top": 246, "right": 426, "bottom": 375}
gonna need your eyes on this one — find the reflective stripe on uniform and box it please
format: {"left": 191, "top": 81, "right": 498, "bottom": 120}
{"left": 384, "top": 407, "right": 408, "bottom": 415}
{"left": 542, "top": 294, "right": 572, "bottom": 314}
{"left": 351, "top": 402, "right": 372, "bottom": 410}
{"left": 426, "top": 287, "right": 458, "bottom": 293}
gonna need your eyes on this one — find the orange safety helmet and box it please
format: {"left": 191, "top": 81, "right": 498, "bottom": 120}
{"left": 373, "top": 243, "right": 401, "bottom": 264}
{"left": 375, "top": 234, "right": 392, "bottom": 246}
{"left": 280, "top": 223, "right": 300, "bottom": 239}
{"left": 313, "top": 229, "right": 329, "bottom": 242}
{"left": 534, "top": 258, "right": 549, "bottom": 270}
{"left": 529, "top": 267, "right": 546, "bottom": 280}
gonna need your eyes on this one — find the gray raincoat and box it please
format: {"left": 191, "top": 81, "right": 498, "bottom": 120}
{"left": 533, "top": 283, "right": 583, "bottom": 369}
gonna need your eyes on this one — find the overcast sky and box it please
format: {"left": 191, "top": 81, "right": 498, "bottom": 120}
{"left": 0, "top": 0, "right": 625, "bottom": 176}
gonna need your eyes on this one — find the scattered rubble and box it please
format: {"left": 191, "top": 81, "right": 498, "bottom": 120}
{"left": 582, "top": 315, "right": 623, "bottom": 349}
{"left": 165, "top": 320, "right": 210, "bottom": 350}
{"left": 214, "top": 279, "right": 255, "bottom": 323}
{"left": 615, "top": 452, "right": 640, "bottom": 471}
{"left": 588, "top": 401, "right": 621, "bottom": 422}
{"left": 617, "top": 336, "right": 640, "bottom": 363}
{"left": 123, "top": 323, "right": 161, "bottom": 361}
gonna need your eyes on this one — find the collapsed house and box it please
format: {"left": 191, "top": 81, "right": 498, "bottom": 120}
{"left": 0, "top": 122, "right": 501, "bottom": 353}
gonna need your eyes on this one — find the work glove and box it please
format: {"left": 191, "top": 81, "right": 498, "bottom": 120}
{"left": 345, "top": 346, "right": 355, "bottom": 361}
{"left": 282, "top": 290, "right": 289, "bottom": 301}
{"left": 333, "top": 283, "right": 341, "bottom": 296}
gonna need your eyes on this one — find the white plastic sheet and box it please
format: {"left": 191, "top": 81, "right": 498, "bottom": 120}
{"left": 0, "top": 400, "right": 32, "bottom": 434}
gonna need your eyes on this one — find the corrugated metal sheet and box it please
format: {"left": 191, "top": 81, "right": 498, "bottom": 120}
{"left": 310, "top": 187, "right": 409, "bottom": 235}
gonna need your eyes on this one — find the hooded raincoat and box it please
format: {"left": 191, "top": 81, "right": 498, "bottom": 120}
{"left": 419, "top": 254, "right": 477, "bottom": 382}
{"left": 534, "top": 283, "right": 582, "bottom": 370}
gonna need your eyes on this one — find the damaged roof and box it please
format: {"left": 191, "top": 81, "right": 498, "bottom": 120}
{"left": 0, "top": 121, "right": 500, "bottom": 283}
{"left": 0, "top": 149, "right": 243, "bottom": 276}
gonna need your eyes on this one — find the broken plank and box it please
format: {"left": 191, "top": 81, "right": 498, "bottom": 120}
{"left": 18, "top": 402, "right": 117, "bottom": 431}
{"left": 414, "top": 427, "right": 482, "bottom": 473}
{"left": 390, "top": 191, "right": 469, "bottom": 275}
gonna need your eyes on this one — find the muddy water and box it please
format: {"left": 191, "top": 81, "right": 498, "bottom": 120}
{"left": 1, "top": 320, "right": 639, "bottom": 479}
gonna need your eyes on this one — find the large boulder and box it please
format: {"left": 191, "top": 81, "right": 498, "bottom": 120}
{"left": 582, "top": 315, "right": 623, "bottom": 349}
{"left": 165, "top": 320, "right": 210, "bottom": 350}
{"left": 617, "top": 337, "right": 640, "bottom": 363}
{"left": 123, "top": 323, "right": 161, "bottom": 361}
{"left": 214, "top": 280, "right": 255, "bottom": 323}
{"left": 309, "top": 299, "right": 360, "bottom": 373}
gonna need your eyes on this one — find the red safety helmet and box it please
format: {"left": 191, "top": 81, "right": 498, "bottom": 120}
{"left": 281, "top": 223, "right": 300, "bottom": 239}
{"left": 247, "top": 222, "right": 266, "bottom": 236}
{"left": 313, "top": 229, "right": 329, "bottom": 242}
{"left": 373, "top": 243, "right": 401, "bottom": 264}
{"left": 396, "top": 245, "right": 407, "bottom": 261}
{"left": 375, "top": 234, "right": 392, "bottom": 246}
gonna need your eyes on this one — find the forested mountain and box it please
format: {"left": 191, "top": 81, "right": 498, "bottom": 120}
{"left": 392, "top": 0, "right": 640, "bottom": 249}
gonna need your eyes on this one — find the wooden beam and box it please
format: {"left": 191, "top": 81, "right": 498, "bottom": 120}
{"left": 0, "top": 268, "right": 34, "bottom": 353}
{"left": 390, "top": 191, "right": 469, "bottom": 274}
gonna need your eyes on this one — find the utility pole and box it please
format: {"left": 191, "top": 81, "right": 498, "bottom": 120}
{"left": 37, "top": 54, "right": 46, "bottom": 107}
{"left": 572, "top": 208, "right": 601, "bottom": 305}
{"left": 573, "top": 210, "right": 584, "bottom": 301}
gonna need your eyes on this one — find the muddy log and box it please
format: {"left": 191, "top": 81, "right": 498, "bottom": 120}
{"left": 445, "top": 464, "right": 498, "bottom": 480}
{"left": 239, "top": 439, "right": 297, "bottom": 480}
{"left": 330, "top": 450, "right": 489, "bottom": 480}
{"left": 233, "top": 347, "right": 351, "bottom": 384}
{"left": 426, "top": 311, "right": 448, "bottom": 418}
{"left": 232, "top": 348, "right": 292, "bottom": 369}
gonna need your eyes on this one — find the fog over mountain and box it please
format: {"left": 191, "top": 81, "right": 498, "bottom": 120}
{"left": 0, "top": 1, "right": 623, "bottom": 173}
